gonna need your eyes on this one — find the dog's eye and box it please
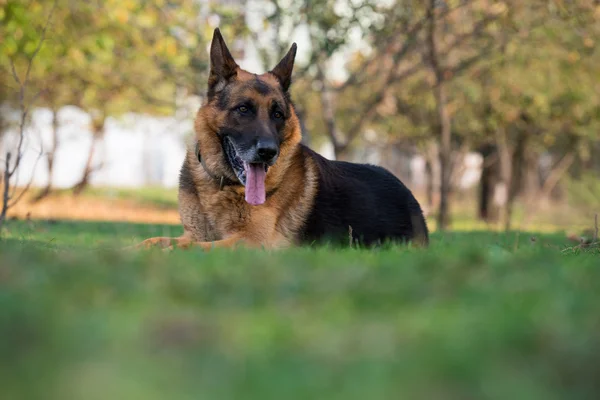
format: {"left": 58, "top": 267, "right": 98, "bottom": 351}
{"left": 273, "top": 111, "right": 283, "bottom": 119}
{"left": 238, "top": 105, "right": 249, "bottom": 114}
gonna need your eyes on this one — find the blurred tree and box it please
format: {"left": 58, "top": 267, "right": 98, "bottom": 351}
{"left": 248, "top": 0, "right": 384, "bottom": 151}
{"left": 2, "top": 0, "right": 202, "bottom": 195}
{"left": 251, "top": 0, "right": 545, "bottom": 230}
{"left": 68, "top": 0, "right": 198, "bottom": 193}
{"left": 0, "top": 0, "right": 54, "bottom": 229}
{"left": 2, "top": 1, "right": 78, "bottom": 199}
{"left": 350, "top": 0, "right": 511, "bottom": 229}
{"left": 3, "top": 0, "right": 600, "bottom": 229}
{"left": 455, "top": 0, "right": 600, "bottom": 228}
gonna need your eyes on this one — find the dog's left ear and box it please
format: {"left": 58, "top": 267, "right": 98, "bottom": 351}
{"left": 270, "top": 43, "right": 297, "bottom": 92}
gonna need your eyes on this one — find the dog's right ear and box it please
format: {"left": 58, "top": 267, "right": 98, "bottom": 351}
{"left": 208, "top": 28, "right": 238, "bottom": 97}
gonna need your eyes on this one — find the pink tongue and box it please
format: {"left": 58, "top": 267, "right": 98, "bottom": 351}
{"left": 244, "top": 163, "right": 266, "bottom": 205}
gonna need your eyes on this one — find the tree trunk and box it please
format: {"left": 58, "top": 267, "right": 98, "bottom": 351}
{"left": 435, "top": 91, "right": 452, "bottom": 231}
{"left": 509, "top": 131, "right": 526, "bottom": 202}
{"left": 425, "top": 159, "right": 434, "bottom": 209}
{"left": 540, "top": 152, "right": 575, "bottom": 202}
{"left": 73, "top": 135, "right": 99, "bottom": 195}
{"left": 502, "top": 125, "right": 529, "bottom": 230}
{"left": 496, "top": 128, "right": 512, "bottom": 231}
{"left": 593, "top": 142, "right": 600, "bottom": 172}
{"left": 522, "top": 148, "right": 540, "bottom": 202}
{"left": 296, "top": 106, "right": 310, "bottom": 146}
{"left": 0, "top": 153, "right": 11, "bottom": 228}
{"left": 478, "top": 144, "right": 500, "bottom": 222}
{"left": 320, "top": 82, "right": 342, "bottom": 160}
{"left": 425, "top": 141, "right": 440, "bottom": 210}
{"left": 32, "top": 107, "right": 59, "bottom": 202}
{"left": 427, "top": 0, "right": 452, "bottom": 231}
{"left": 520, "top": 151, "right": 575, "bottom": 228}
{"left": 73, "top": 116, "right": 104, "bottom": 195}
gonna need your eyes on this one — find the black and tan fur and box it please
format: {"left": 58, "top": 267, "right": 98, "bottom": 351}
{"left": 136, "top": 28, "right": 428, "bottom": 251}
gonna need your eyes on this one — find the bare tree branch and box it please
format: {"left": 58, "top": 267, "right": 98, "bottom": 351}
{"left": 427, "top": 0, "right": 453, "bottom": 231}
{"left": 0, "top": 154, "right": 11, "bottom": 226}
{"left": 8, "top": 147, "right": 44, "bottom": 208}
{"left": 9, "top": 61, "right": 22, "bottom": 87}
{"left": 326, "top": 2, "right": 505, "bottom": 155}
{"left": 594, "top": 214, "right": 598, "bottom": 244}
{"left": 335, "top": 0, "right": 477, "bottom": 92}
{"left": 520, "top": 151, "right": 575, "bottom": 230}
{"left": 1, "top": 0, "right": 56, "bottom": 230}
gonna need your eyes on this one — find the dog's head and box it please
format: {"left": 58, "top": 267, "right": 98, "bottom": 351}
{"left": 196, "top": 28, "right": 301, "bottom": 206}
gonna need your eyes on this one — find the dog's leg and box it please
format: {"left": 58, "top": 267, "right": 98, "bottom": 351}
{"left": 125, "top": 231, "right": 192, "bottom": 251}
{"left": 131, "top": 236, "right": 181, "bottom": 250}
{"left": 185, "top": 235, "right": 250, "bottom": 251}
{"left": 129, "top": 233, "right": 253, "bottom": 251}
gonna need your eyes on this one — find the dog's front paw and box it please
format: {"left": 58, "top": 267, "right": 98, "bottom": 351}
{"left": 125, "top": 237, "right": 177, "bottom": 251}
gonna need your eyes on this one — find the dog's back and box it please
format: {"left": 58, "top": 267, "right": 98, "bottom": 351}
{"left": 300, "top": 146, "right": 428, "bottom": 247}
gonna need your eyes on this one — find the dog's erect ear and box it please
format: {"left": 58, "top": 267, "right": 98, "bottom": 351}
{"left": 208, "top": 28, "right": 238, "bottom": 96}
{"left": 270, "top": 43, "right": 297, "bottom": 92}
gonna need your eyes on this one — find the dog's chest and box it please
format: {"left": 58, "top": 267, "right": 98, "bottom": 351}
{"left": 202, "top": 190, "right": 252, "bottom": 235}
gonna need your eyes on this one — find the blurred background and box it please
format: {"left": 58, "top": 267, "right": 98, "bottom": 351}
{"left": 1, "top": 0, "right": 599, "bottom": 232}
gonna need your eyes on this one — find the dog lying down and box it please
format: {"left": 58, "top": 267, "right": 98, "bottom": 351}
{"left": 134, "top": 28, "right": 428, "bottom": 251}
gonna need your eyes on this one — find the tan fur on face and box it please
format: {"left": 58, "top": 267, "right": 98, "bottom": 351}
{"left": 195, "top": 69, "right": 301, "bottom": 187}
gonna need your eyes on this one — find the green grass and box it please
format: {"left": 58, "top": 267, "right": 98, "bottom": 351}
{"left": 1, "top": 220, "right": 599, "bottom": 400}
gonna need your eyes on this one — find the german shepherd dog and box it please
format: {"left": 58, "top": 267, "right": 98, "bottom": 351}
{"left": 136, "top": 28, "right": 428, "bottom": 250}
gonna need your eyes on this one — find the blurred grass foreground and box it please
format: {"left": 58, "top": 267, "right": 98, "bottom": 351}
{"left": 1, "top": 220, "right": 600, "bottom": 399}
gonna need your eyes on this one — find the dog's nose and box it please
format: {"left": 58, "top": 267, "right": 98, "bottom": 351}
{"left": 256, "top": 140, "right": 278, "bottom": 163}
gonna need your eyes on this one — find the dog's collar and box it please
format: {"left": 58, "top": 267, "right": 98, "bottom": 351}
{"left": 195, "top": 141, "right": 239, "bottom": 190}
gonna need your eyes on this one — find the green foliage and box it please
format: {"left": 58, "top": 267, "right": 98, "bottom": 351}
{"left": 1, "top": 220, "right": 599, "bottom": 399}
{"left": 3, "top": 0, "right": 598, "bottom": 160}
{"left": 254, "top": 0, "right": 600, "bottom": 163}
{"left": 453, "top": 1, "right": 600, "bottom": 153}
{"left": 0, "top": 0, "right": 205, "bottom": 117}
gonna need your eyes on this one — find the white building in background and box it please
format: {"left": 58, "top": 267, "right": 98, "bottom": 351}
{"left": 1, "top": 106, "right": 192, "bottom": 188}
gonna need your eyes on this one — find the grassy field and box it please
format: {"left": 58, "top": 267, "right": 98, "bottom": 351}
{"left": 1, "top": 217, "right": 599, "bottom": 400}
